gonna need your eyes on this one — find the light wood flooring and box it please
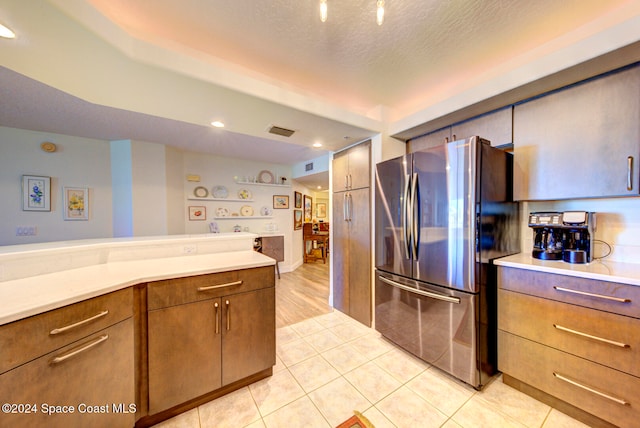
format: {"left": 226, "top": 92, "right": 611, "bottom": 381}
{"left": 275, "top": 261, "right": 332, "bottom": 328}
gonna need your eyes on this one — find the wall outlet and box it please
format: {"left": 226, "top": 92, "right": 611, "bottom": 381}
{"left": 16, "top": 226, "right": 37, "bottom": 236}
{"left": 182, "top": 245, "right": 197, "bottom": 254}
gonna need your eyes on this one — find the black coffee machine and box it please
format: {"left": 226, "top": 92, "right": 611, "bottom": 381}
{"left": 529, "top": 212, "right": 564, "bottom": 260}
{"left": 561, "top": 211, "right": 596, "bottom": 264}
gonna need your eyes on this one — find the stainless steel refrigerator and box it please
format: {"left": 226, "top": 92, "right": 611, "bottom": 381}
{"left": 374, "top": 136, "right": 519, "bottom": 389}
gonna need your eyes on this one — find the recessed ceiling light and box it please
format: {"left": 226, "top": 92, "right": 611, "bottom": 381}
{"left": 317, "top": 185, "right": 322, "bottom": 190}
{"left": 0, "top": 24, "right": 16, "bottom": 39}
{"left": 211, "top": 121, "right": 225, "bottom": 128}
{"left": 313, "top": 142, "right": 322, "bottom": 148}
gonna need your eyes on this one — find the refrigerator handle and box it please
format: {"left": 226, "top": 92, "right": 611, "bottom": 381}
{"left": 403, "top": 174, "right": 412, "bottom": 259}
{"left": 411, "top": 172, "right": 419, "bottom": 260}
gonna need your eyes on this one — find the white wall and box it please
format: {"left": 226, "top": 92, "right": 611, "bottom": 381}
{"left": 0, "top": 126, "right": 113, "bottom": 245}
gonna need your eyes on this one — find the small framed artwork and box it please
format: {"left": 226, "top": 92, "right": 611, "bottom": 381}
{"left": 316, "top": 203, "right": 327, "bottom": 218}
{"left": 294, "top": 210, "right": 302, "bottom": 230}
{"left": 294, "top": 191, "right": 302, "bottom": 208}
{"left": 22, "top": 175, "right": 51, "bottom": 211}
{"left": 273, "top": 195, "right": 289, "bottom": 209}
{"left": 188, "top": 206, "right": 206, "bottom": 221}
{"left": 63, "top": 187, "right": 89, "bottom": 220}
{"left": 304, "top": 195, "right": 312, "bottom": 222}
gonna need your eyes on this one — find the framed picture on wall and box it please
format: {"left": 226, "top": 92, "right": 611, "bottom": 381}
{"left": 304, "top": 195, "right": 312, "bottom": 222}
{"left": 22, "top": 175, "right": 51, "bottom": 211}
{"left": 294, "top": 191, "right": 302, "bottom": 208}
{"left": 273, "top": 195, "right": 289, "bottom": 209}
{"left": 294, "top": 210, "right": 302, "bottom": 230}
{"left": 316, "top": 203, "right": 326, "bottom": 218}
{"left": 188, "top": 206, "right": 206, "bottom": 221}
{"left": 63, "top": 187, "right": 89, "bottom": 220}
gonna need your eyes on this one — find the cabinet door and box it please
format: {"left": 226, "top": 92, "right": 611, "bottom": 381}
{"left": 148, "top": 299, "right": 221, "bottom": 414}
{"left": 332, "top": 150, "right": 350, "bottom": 192}
{"left": 348, "top": 141, "right": 371, "bottom": 190}
{"left": 348, "top": 187, "right": 372, "bottom": 326}
{"left": 514, "top": 66, "right": 640, "bottom": 200}
{"left": 222, "top": 288, "right": 275, "bottom": 385}
{"left": 332, "top": 192, "right": 350, "bottom": 315}
{"left": 452, "top": 107, "right": 513, "bottom": 147}
{"left": 408, "top": 127, "right": 451, "bottom": 153}
{"left": 0, "top": 319, "right": 134, "bottom": 428}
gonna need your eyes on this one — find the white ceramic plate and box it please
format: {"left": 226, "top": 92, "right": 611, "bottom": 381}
{"left": 260, "top": 206, "right": 272, "bottom": 216}
{"left": 240, "top": 205, "right": 254, "bottom": 216}
{"left": 212, "top": 185, "right": 228, "bottom": 199}
{"left": 193, "top": 186, "right": 209, "bottom": 198}
{"left": 215, "top": 207, "right": 229, "bottom": 217}
{"left": 237, "top": 188, "right": 252, "bottom": 200}
{"left": 258, "top": 170, "right": 274, "bottom": 184}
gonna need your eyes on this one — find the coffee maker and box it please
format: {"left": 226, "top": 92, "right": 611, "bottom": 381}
{"left": 561, "top": 211, "right": 596, "bottom": 264}
{"left": 529, "top": 212, "right": 564, "bottom": 260}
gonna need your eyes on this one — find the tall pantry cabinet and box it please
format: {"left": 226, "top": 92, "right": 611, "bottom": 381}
{"left": 332, "top": 141, "right": 371, "bottom": 326}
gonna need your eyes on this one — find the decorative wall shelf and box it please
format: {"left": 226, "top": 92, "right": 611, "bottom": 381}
{"left": 234, "top": 181, "right": 290, "bottom": 188}
{"left": 188, "top": 197, "right": 254, "bottom": 202}
{"left": 213, "top": 216, "right": 273, "bottom": 220}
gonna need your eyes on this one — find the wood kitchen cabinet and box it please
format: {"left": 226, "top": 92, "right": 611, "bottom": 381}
{"left": 145, "top": 266, "right": 275, "bottom": 416}
{"left": 332, "top": 141, "right": 371, "bottom": 326}
{"left": 0, "top": 289, "right": 135, "bottom": 428}
{"left": 333, "top": 140, "right": 371, "bottom": 191}
{"left": 513, "top": 64, "right": 640, "bottom": 200}
{"left": 498, "top": 266, "right": 640, "bottom": 428}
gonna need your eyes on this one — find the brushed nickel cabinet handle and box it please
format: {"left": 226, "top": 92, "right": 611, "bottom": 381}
{"left": 50, "top": 334, "right": 109, "bottom": 364}
{"left": 49, "top": 310, "right": 109, "bottom": 335}
{"left": 553, "top": 286, "right": 631, "bottom": 303}
{"left": 225, "top": 300, "right": 230, "bottom": 331}
{"left": 553, "top": 372, "right": 630, "bottom": 406}
{"left": 197, "top": 280, "right": 242, "bottom": 292}
{"left": 214, "top": 302, "right": 219, "bottom": 334}
{"left": 553, "top": 324, "right": 630, "bottom": 348}
{"left": 627, "top": 156, "right": 634, "bottom": 191}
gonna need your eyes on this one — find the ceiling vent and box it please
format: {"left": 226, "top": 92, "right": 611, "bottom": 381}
{"left": 268, "top": 125, "right": 295, "bottom": 137}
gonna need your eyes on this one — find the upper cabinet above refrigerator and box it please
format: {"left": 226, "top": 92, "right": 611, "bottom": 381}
{"left": 513, "top": 65, "right": 640, "bottom": 200}
{"left": 333, "top": 141, "right": 371, "bottom": 191}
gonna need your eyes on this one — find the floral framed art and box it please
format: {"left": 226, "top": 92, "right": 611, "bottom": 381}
{"left": 22, "top": 175, "right": 51, "bottom": 211}
{"left": 273, "top": 195, "right": 289, "bottom": 209}
{"left": 188, "top": 206, "right": 206, "bottom": 221}
{"left": 304, "top": 195, "right": 312, "bottom": 222}
{"left": 294, "top": 191, "right": 302, "bottom": 208}
{"left": 294, "top": 210, "right": 302, "bottom": 230}
{"left": 316, "top": 203, "right": 327, "bottom": 218}
{"left": 63, "top": 187, "right": 89, "bottom": 220}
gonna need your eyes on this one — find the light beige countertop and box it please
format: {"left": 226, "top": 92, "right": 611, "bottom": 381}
{"left": 0, "top": 234, "right": 275, "bottom": 326}
{"left": 494, "top": 252, "right": 640, "bottom": 286}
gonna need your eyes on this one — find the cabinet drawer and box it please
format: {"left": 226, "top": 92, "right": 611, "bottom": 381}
{"left": 499, "top": 331, "right": 640, "bottom": 428}
{"left": 0, "top": 318, "right": 135, "bottom": 428}
{"left": 0, "top": 288, "right": 132, "bottom": 374}
{"left": 498, "top": 267, "right": 640, "bottom": 319}
{"left": 499, "top": 289, "right": 640, "bottom": 377}
{"left": 147, "top": 266, "right": 274, "bottom": 310}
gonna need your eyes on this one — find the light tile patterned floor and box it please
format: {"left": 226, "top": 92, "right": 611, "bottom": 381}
{"left": 153, "top": 311, "right": 589, "bottom": 428}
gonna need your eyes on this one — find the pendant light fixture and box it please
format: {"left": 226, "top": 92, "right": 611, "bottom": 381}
{"left": 320, "top": 0, "right": 327, "bottom": 23}
{"left": 376, "top": 0, "right": 385, "bottom": 26}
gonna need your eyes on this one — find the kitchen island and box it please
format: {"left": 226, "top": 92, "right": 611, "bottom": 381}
{"left": 495, "top": 253, "right": 640, "bottom": 428}
{"left": 0, "top": 234, "right": 276, "bottom": 428}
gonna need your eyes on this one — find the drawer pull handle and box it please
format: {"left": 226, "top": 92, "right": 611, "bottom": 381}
{"left": 553, "top": 286, "right": 631, "bottom": 303}
{"left": 214, "top": 302, "right": 220, "bottom": 334}
{"left": 197, "top": 280, "right": 243, "bottom": 292}
{"left": 226, "top": 300, "right": 230, "bottom": 331}
{"left": 553, "top": 324, "right": 630, "bottom": 348}
{"left": 49, "top": 310, "right": 109, "bottom": 335}
{"left": 553, "top": 372, "right": 629, "bottom": 406}
{"left": 50, "top": 334, "right": 109, "bottom": 364}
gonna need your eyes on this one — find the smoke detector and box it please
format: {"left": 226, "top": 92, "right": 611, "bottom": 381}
{"left": 267, "top": 125, "right": 295, "bottom": 137}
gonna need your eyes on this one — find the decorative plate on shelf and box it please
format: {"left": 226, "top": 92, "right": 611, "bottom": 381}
{"left": 258, "top": 170, "right": 275, "bottom": 184}
{"left": 215, "top": 207, "right": 230, "bottom": 217}
{"left": 193, "top": 186, "right": 209, "bottom": 198}
{"left": 237, "top": 188, "right": 252, "bottom": 200}
{"left": 212, "top": 185, "right": 228, "bottom": 199}
{"left": 260, "top": 206, "right": 273, "bottom": 216}
{"left": 240, "top": 205, "right": 254, "bottom": 216}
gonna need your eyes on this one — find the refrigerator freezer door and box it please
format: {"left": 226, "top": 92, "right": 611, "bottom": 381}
{"left": 413, "top": 138, "right": 479, "bottom": 293}
{"left": 374, "top": 154, "right": 413, "bottom": 278}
